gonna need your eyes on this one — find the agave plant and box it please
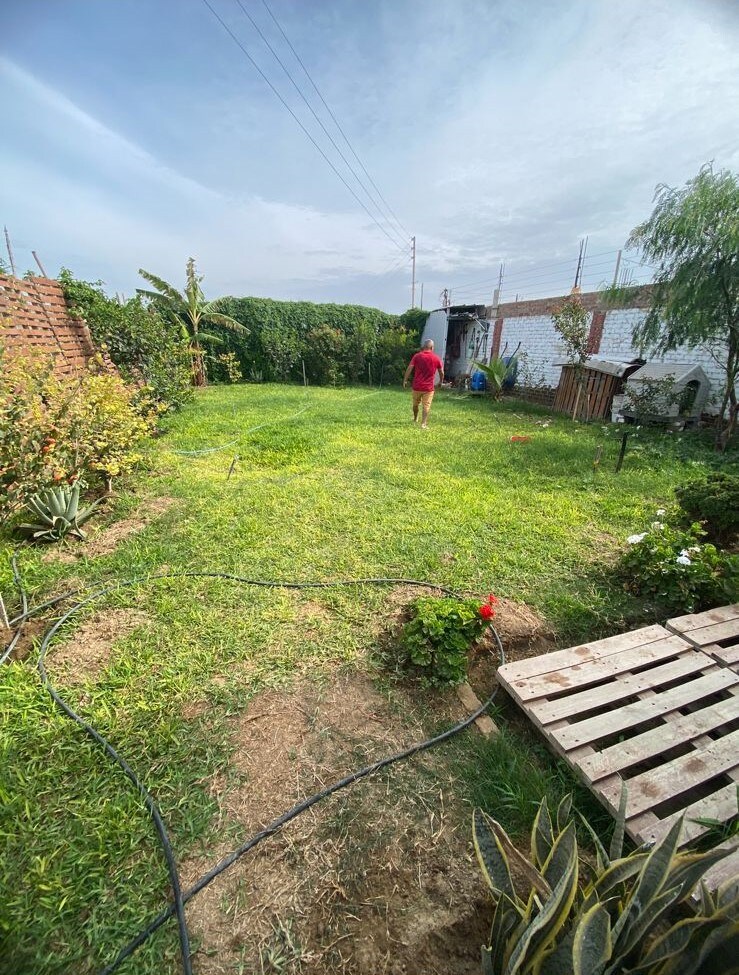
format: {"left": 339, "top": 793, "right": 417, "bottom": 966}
{"left": 473, "top": 792, "right": 739, "bottom": 975}
{"left": 15, "top": 483, "right": 102, "bottom": 543}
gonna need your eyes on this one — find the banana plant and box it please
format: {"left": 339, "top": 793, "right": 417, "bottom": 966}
{"left": 473, "top": 792, "right": 739, "bottom": 975}
{"left": 15, "top": 483, "right": 103, "bottom": 543}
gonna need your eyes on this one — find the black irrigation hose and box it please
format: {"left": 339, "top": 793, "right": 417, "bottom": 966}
{"left": 21, "top": 571, "right": 504, "bottom": 975}
{"left": 0, "top": 553, "right": 28, "bottom": 665}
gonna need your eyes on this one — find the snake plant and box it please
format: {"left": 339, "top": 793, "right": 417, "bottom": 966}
{"left": 473, "top": 792, "right": 739, "bottom": 975}
{"left": 16, "top": 483, "right": 102, "bottom": 543}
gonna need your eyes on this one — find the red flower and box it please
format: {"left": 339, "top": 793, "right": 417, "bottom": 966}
{"left": 487, "top": 594, "right": 498, "bottom": 605}
{"left": 479, "top": 604, "right": 495, "bottom": 620}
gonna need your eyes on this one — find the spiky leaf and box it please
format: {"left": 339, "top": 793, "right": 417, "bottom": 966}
{"left": 532, "top": 797, "right": 554, "bottom": 869}
{"left": 572, "top": 902, "right": 611, "bottom": 975}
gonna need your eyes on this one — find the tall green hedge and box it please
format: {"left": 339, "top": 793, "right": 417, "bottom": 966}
{"left": 212, "top": 296, "right": 427, "bottom": 385}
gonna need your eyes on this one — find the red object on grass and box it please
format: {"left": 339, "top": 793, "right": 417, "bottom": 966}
{"left": 510, "top": 435, "right": 531, "bottom": 443}
{"left": 487, "top": 594, "right": 498, "bottom": 605}
{"left": 479, "top": 604, "right": 495, "bottom": 620}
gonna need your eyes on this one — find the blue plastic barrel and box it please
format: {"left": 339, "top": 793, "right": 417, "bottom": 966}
{"left": 470, "top": 370, "right": 487, "bottom": 391}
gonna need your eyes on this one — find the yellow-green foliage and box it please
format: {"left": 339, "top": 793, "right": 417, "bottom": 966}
{"left": 473, "top": 793, "right": 739, "bottom": 975}
{"left": 0, "top": 344, "right": 156, "bottom": 521}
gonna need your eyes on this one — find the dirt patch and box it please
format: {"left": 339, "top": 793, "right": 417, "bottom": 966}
{"left": 41, "top": 496, "right": 175, "bottom": 563}
{"left": 2, "top": 618, "right": 48, "bottom": 663}
{"left": 182, "top": 670, "right": 490, "bottom": 975}
{"left": 46, "top": 609, "right": 149, "bottom": 683}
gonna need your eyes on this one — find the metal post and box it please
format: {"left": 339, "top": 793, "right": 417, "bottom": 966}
{"left": 4, "top": 227, "right": 16, "bottom": 276}
{"left": 32, "top": 251, "right": 48, "bottom": 277}
{"left": 615, "top": 431, "right": 629, "bottom": 473}
{"left": 411, "top": 236, "right": 416, "bottom": 308}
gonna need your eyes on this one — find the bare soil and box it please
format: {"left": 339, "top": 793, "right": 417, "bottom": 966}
{"left": 41, "top": 496, "right": 175, "bottom": 563}
{"left": 46, "top": 608, "right": 149, "bottom": 683}
{"left": 181, "top": 589, "right": 554, "bottom": 975}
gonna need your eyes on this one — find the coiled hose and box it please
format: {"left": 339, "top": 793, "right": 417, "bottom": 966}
{"left": 7, "top": 571, "right": 504, "bottom": 975}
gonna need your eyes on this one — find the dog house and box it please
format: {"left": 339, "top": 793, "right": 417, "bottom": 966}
{"left": 620, "top": 362, "right": 710, "bottom": 424}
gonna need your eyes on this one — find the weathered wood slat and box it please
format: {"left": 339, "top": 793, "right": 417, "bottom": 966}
{"left": 667, "top": 605, "right": 739, "bottom": 634}
{"left": 527, "top": 653, "right": 712, "bottom": 725}
{"left": 552, "top": 666, "right": 739, "bottom": 751}
{"left": 678, "top": 619, "right": 739, "bottom": 647}
{"left": 699, "top": 841, "right": 739, "bottom": 896}
{"left": 598, "top": 728, "right": 739, "bottom": 817}
{"left": 498, "top": 625, "right": 668, "bottom": 682}
{"left": 635, "top": 782, "right": 739, "bottom": 846}
{"left": 511, "top": 635, "right": 689, "bottom": 701}
{"left": 575, "top": 696, "right": 739, "bottom": 782}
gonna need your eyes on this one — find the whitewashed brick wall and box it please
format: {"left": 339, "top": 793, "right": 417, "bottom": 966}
{"left": 500, "top": 305, "right": 730, "bottom": 413}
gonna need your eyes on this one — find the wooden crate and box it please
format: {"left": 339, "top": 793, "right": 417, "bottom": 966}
{"left": 497, "top": 623, "right": 739, "bottom": 892}
{"left": 553, "top": 364, "right": 621, "bottom": 421}
{"left": 667, "top": 604, "right": 739, "bottom": 674}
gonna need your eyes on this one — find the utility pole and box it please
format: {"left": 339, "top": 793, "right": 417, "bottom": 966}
{"left": 3, "top": 227, "right": 16, "bottom": 276}
{"left": 419, "top": 283, "right": 424, "bottom": 309}
{"left": 611, "top": 249, "right": 622, "bottom": 287}
{"left": 573, "top": 235, "right": 589, "bottom": 291}
{"left": 411, "top": 236, "right": 416, "bottom": 308}
{"left": 32, "top": 251, "right": 48, "bottom": 277}
{"left": 440, "top": 288, "right": 450, "bottom": 309}
{"left": 491, "top": 262, "right": 505, "bottom": 312}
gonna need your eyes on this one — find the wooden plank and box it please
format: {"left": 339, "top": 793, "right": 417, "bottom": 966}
{"left": 711, "top": 644, "right": 739, "bottom": 671}
{"left": 678, "top": 619, "right": 739, "bottom": 648}
{"left": 699, "top": 841, "right": 739, "bottom": 896}
{"left": 551, "top": 666, "right": 739, "bottom": 749}
{"left": 498, "top": 625, "right": 668, "bottom": 682}
{"left": 456, "top": 682, "right": 498, "bottom": 736}
{"left": 667, "top": 605, "right": 739, "bottom": 634}
{"left": 599, "top": 728, "right": 739, "bottom": 817}
{"left": 634, "top": 781, "right": 739, "bottom": 846}
{"left": 510, "top": 635, "right": 690, "bottom": 702}
{"left": 575, "top": 695, "right": 739, "bottom": 782}
{"left": 528, "top": 653, "right": 714, "bottom": 725}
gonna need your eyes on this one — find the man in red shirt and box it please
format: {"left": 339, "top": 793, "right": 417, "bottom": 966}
{"left": 403, "top": 339, "right": 444, "bottom": 428}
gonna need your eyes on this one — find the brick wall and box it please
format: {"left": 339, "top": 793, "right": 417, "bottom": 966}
{"left": 0, "top": 275, "right": 97, "bottom": 375}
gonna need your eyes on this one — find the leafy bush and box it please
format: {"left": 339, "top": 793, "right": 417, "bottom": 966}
{"left": 59, "top": 269, "right": 192, "bottom": 409}
{"left": 618, "top": 515, "right": 739, "bottom": 613}
{"left": 212, "top": 351, "right": 243, "bottom": 384}
{"left": 473, "top": 357, "right": 517, "bottom": 399}
{"left": 0, "top": 345, "right": 156, "bottom": 522}
{"left": 675, "top": 471, "right": 739, "bottom": 545}
{"left": 473, "top": 793, "right": 739, "bottom": 975}
{"left": 392, "top": 595, "right": 496, "bottom": 685}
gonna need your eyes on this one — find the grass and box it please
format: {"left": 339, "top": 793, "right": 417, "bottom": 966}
{"left": 1, "top": 384, "right": 736, "bottom": 974}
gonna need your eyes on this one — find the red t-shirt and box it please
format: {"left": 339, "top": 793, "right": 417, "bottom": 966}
{"left": 410, "top": 350, "right": 443, "bottom": 391}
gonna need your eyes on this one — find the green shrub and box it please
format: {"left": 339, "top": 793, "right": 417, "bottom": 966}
{"left": 16, "top": 484, "right": 102, "bottom": 544}
{"left": 212, "top": 351, "right": 243, "bottom": 384}
{"left": 392, "top": 595, "right": 496, "bottom": 686}
{"left": 675, "top": 471, "right": 739, "bottom": 545}
{"left": 0, "top": 345, "right": 156, "bottom": 521}
{"left": 59, "top": 269, "right": 192, "bottom": 409}
{"left": 618, "top": 516, "right": 739, "bottom": 613}
{"left": 473, "top": 793, "right": 739, "bottom": 975}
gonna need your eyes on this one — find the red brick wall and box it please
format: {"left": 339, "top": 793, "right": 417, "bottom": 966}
{"left": 485, "top": 284, "right": 654, "bottom": 320}
{"left": 0, "top": 275, "right": 98, "bottom": 375}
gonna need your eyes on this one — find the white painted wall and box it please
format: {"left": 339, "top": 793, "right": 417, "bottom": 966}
{"left": 499, "top": 305, "right": 731, "bottom": 413}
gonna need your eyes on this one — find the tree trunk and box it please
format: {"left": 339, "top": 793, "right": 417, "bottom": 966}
{"left": 191, "top": 342, "right": 207, "bottom": 387}
{"left": 715, "top": 341, "right": 738, "bottom": 452}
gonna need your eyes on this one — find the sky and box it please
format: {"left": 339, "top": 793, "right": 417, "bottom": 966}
{"left": 1, "top": 0, "right": 738, "bottom": 312}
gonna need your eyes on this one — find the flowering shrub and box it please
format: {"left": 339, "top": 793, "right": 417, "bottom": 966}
{"left": 394, "top": 594, "right": 497, "bottom": 686}
{"left": 619, "top": 514, "right": 739, "bottom": 613}
{"left": 0, "top": 344, "right": 156, "bottom": 522}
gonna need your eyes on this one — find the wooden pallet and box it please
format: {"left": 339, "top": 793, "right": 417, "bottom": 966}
{"left": 667, "top": 604, "right": 739, "bottom": 674}
{"left": 496, "top": 623, "right": 739, "bottom": 893}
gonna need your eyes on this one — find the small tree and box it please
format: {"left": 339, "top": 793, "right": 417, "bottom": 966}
{"left": 138, "top": 258, "right": 246, "bottom": 386}
{"left": 626, "top": 164, "right": 739, "bottom": 451}
{"left": 552, "top": 291, "right": 590, "bottom": 419}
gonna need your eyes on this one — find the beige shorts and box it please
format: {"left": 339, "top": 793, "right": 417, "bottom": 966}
{"left": 412, "top": 390, "right": 435, "bottom": 410}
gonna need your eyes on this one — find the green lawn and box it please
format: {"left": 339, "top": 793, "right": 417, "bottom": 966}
{"left": 1, "top": 384, "right": 733, "bottom": 974}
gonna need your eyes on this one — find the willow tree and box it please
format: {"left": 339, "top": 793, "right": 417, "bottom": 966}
{"left": 627, "top": 165, "right": 739, "bottom": 451}
{"left": 138, "top": 258, "right": 246, "bottom": 386}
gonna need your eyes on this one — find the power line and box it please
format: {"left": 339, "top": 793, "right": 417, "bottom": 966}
{"left": 234, "top": 0, "right": 407, "bottom": 250}
{"left": 200, "top": 0, "right": 406, "bottom": 256}
{"left": 260, "top": 0, "right": 411, "bottom": 241}
{"left": 446, "top": 250, "right": 621, "bottom": 291}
